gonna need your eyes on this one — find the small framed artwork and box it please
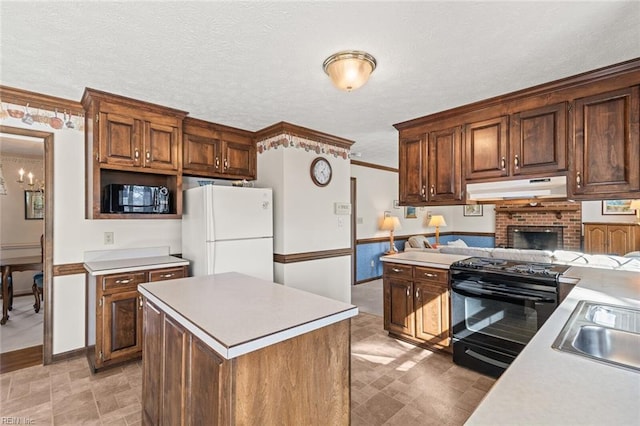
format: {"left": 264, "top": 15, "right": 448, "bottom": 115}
{"left": 405, "top": 206, "right": 417, "bottom": 219}
{"left": 463, "top": 204, "right": 483, "bottom": 217}
{"left": 25, "top": 190, "right": 44, "bottom": 220}
{"left": 393, "top": 199, "right": 400, "bottom": 209}
{"left": 602, "top": 199, "right": 635, "bottom": 215}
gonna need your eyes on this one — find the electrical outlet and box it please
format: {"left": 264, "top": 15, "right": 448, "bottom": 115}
{"left": 104, "top": 232, "right": 114, "bottom": 245}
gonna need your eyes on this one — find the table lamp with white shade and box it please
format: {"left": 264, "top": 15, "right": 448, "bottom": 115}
{"left": 630, "top": 199, "right": 640, "bottom": 224}
{"left": 428, "top": 215, "right": 447, "bottom": 245}
{"left": 380, "top": 215, "right": 402, "bottom": 254}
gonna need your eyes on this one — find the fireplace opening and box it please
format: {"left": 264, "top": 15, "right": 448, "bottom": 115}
{"left": 507, "top": 225, "right": 564, "bottom": 251}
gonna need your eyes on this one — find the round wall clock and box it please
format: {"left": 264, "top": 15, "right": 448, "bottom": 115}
{"left": 310, "top": 157, "right": 332, "bottom": 187}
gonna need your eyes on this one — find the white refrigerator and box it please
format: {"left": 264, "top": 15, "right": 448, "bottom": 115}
{"left": 182, "top": 185, "right": 274, "bottom": 281}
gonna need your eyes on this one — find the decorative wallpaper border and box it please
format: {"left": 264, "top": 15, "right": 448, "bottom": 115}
{"left": 257, "top": 134, "right": 350, "bottom": 160}
{"left": 0, "top": 101, "right": 84, "bottom": 133}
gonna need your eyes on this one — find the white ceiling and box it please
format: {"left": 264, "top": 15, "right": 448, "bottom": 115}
{"left": 1, "top": 1, "right": 639, "bottom": 168}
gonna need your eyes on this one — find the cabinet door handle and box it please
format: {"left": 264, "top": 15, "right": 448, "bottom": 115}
{"left": 392, "top": 268, "right": 402, "bottom": 273}
{"left": 576, "top": 172, "right": 581, "bottom": 188}
{"left": 430, "top": 185, "right": 435, "bottom": 196}
{"left": 138, "top": 296, "right": 143, "bottom": 309}
{"left": 514, "top": 154, "right": 519, "bottom": 169}
{"left": 215, "top": 157, "right": 220, "bottom": 168}
{"left": 145, "top": 151, "right": 150, "bottom": 160}
{"left": 416, "top": 288, "right": 420, "bottom": 299}
{"left": 115, "top": 279, "right": 132, "bottom": 284}
{"left": 420, "top": 185, "right": 426, "bottom": 197}
{"left": 159, "top": 273, "right": 174, "bottom": 278}
{"left": 423, "top": 272, "right": 438, "bottom": 278}
{"left": 134, "top": 150, "right": 140, "bottom": 160}
{"left": 224, "top": 158, "right": 229, "bottom": 170}
{"left": 406, "top": 287, "right": 410, "bottom": 297}
{"left": 501, "top": 157, "right": 506, "bottom": 170}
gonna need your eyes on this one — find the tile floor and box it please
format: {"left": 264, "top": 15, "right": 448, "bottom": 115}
{"left": 350, "top": 313, "right": 494, "bottom": 425}
{"left": 0, "top": 313, "right": 493, "bottom": 425}
{"left": 0, "top": 295, "right": 44, "bottom": 354}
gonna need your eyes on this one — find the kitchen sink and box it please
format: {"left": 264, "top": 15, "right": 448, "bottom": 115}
{"left": 552, "top": 301, "right": 640, "bottom": 372}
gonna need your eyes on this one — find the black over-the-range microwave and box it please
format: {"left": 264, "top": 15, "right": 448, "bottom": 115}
{"left": 102, "top": 184, "right": 170, "bottom": 214}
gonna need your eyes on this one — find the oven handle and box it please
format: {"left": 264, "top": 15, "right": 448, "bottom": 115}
{"left": 465, "top": 348, "right": 510, "bottom": 370}
{"left": 452, "top": 283, "right": 556, "bottom": 303}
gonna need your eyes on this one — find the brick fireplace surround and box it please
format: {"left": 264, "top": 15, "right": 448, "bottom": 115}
{"left": 495, "top": 201, "right": 582, "bottom": 251}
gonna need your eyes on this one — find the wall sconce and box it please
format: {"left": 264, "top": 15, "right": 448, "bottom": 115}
{"left": 380, "top": 215, "right": 402, "bottom": 254}
{"left": 428, "top": 215, "right": 447, "bottom": 245}
{"left": 323, "top": 50, "right": 377, "bottom": 92}
{"left": 630, "top": 199, "right": 640, "bottom": 224}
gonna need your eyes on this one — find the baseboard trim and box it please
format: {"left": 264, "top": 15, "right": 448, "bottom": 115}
{"left": 355, "top": 276, "right": 382, "bottom": 285}
{"left": 51, "top": 346, "right": 87, "bottom": 363}
{"left": 0, "top": 345, "right": 42, "bottom": 374}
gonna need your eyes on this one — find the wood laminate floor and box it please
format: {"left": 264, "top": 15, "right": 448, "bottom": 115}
{"left": 0, "top": 313, "right": 494, "bottom": 425}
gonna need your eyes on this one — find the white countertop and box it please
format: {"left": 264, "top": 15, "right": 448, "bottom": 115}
{"left": 380, "top": 251, "right": 471, "bottom": 268}
{"left": 84, "top": 255, "right": 189, "bottom": 276}
{"left": 138, "top": 272, "right": 358, "bottom": 360}
{"left": 467, "top": 266, "right": 640, "bottom": 425}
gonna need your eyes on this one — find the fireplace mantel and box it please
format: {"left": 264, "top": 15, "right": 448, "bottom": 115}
{"left": 495, "top": 205, "right": 580, "bottom": 219}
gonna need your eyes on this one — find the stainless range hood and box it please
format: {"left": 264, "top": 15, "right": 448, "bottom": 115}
{"left": 466, "top": 176, "right": 567, "bottom": 202}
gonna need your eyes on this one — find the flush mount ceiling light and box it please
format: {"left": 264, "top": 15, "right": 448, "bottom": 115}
{"left": 323, "top": 50, "right": 377, "bottom": 92}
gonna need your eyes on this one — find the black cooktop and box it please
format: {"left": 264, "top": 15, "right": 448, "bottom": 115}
{"left": 451, "top": 256, "right": 572, "bottom": 279}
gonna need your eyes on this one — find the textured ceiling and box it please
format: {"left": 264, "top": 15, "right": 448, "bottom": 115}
{"left": 1, "top": 1, "right": 639, "bottom": 168}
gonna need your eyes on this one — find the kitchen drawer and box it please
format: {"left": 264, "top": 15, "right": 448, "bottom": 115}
{"left": 102, "top": 272, "right": 147, "bottom": 293}
{"left": 149, "top": 267, "right": 186, "bottom": 282}
{"left": 414, "top": 266, "right": 448, "bottom": 284}
{"left": 383, "top": 263, "right": 413, "bottom": 279}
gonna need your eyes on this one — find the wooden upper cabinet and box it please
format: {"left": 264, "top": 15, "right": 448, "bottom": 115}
{"left": 510, "top": 102, "right": 568, "bottom": 176}
{"left": 220, "top": 127, "right": 256, "bottom": 178}
{"left": 428, "top": 126, "right": 463, "bottom": 203}
{"left": 94, "top": 101, "right": 182, "bottom": 173}
{"left": 145, "top": 121, "right": 180, "bottom": 170}
{"left": 464, "top": 116, "right": 509, "bottom": 180}
{"left": 398, "top": 136, "right": 427, "bottom": 204}
{"left": 572, "top": 86, "right": 640, "bottom": 198}
{"left": 99, "top": 112, "right": 142, "bottom": 167}
{"left": 183, "top": 117, "right": 256, "bottom": 180}
{"left": 82, "top": 88, "right": 187, "bottom": 219}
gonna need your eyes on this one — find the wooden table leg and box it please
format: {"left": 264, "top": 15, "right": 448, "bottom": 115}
{"left": 1, "top": 266, "right": 9, "bottom": 325}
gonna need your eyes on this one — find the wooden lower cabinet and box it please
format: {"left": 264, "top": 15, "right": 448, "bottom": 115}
{"left": 383, "top": 263, "right": 451, "bottom": 352}
{"left": 142, "top": 299, "right": 350, "bottom": 425}
{"left": 583, "top": 223, "right": 640, "bottom": 256}
{"left": 91, "top": 265, "right": 187, "bottom": 371}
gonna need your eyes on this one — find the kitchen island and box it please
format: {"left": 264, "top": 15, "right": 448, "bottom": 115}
{"left": 138, "top": 272, "right": 358, "bottom": 425}
{"left": 467, "top": 266, "right": 640, "bottom": 425}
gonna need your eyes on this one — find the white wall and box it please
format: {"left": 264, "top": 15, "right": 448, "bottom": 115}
{"left": 582, "top": 200, "right": 638, "bottom": 226}
{"left": 1, "top": 113, "right": 181, "bottom": 355}
{"left": 256, "top": 137, "right": 351, "bottom": 302}
{"left": 350, "top": 163, "right": 496, "bottom": 238}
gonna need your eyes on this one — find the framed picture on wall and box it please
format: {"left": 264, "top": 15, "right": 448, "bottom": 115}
{"left": 463, "top": 204, "right": 483, "bottom": 217}
{"left": 405, "top": 206, "right": 417, "bottom": 218}
{"left": 25, "top": 190, "right": 44, "bottom": 220}
{"left": 602, "top": 199, "right": 635, "bottom": 215}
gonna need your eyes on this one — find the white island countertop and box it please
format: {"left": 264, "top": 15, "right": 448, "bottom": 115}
{"left": 138, "top": 272, "right": 358, "bottom": 360}
{"left": 467, "top": 266, "right": 640, "bottom": 425}
{"left": 380, "top": 251, "right": 471, "bottom": 269}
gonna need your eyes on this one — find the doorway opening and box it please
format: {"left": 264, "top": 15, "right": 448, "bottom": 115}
{"left": 0, "top": 126, "right": 53, "bottom": 372}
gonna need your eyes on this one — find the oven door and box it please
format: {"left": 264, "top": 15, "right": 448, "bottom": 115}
{"left": 451, "top": 278, "right": 557, "bottom": 356}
